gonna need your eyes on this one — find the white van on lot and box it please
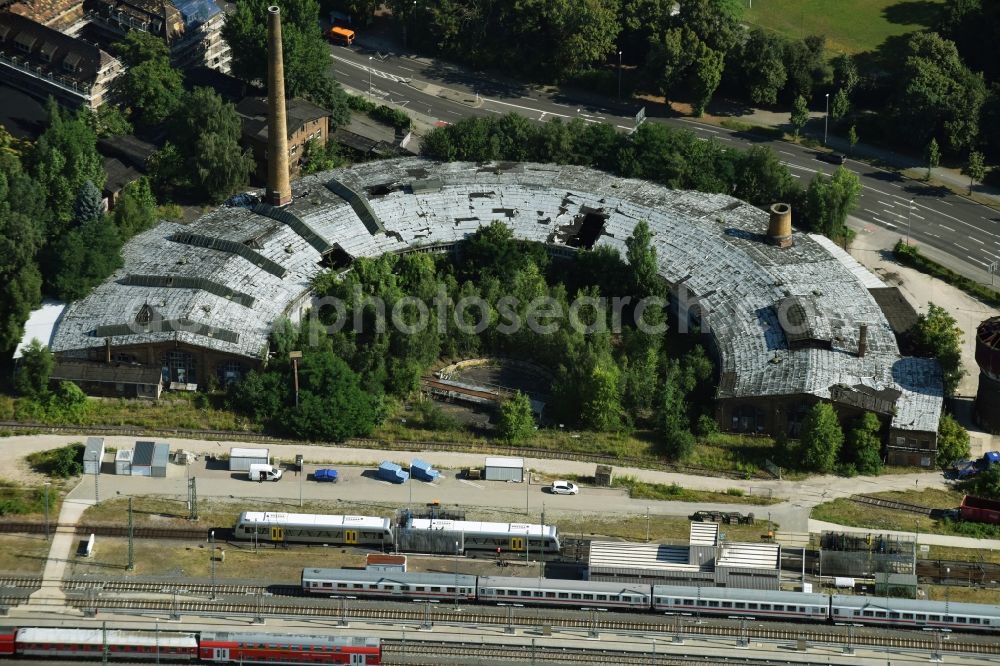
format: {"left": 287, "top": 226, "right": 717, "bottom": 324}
{"left": 249, "top": 464, "right": 283, "bottom": 482}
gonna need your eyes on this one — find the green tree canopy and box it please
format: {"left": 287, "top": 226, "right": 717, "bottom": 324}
{"left": 498, "top": 391, "right": 536, "bottom": 443}
{"left": 15, "top": 339, "right": 54, "bottom": 399}
{"left": 846, "top": 412, "right": 883, "bottom": 476}
{"left": 790, "top": 95, "right": 809, "bottom": 138}
{"left": 223, "top": 0, "right": 350, "bottom": 125}
{"left": 660, "top": 362, "right": 695, "bottom": 460}
{"left": 801, "top": 402, "right": 843, "bottom": 473}
{"left": 114, "top": 31, "right": 184, "bottom": 126}
{"left": 47, "top": 217, "right": 124, "bottom": 301}
{"left": 936, "top": 412, "right": 970, "bottom": 468}
{"left": 802, "top": 167, "right": 862, "bottom": 239}
{"left": 912, "top": 303, "right": 964, "bottom": 397}
{"left": 113, "top": 178, "right": 158, "bottom": 239}
{"left": 282, "top": 350, "right": 378, "bottom": 441}
{"left": 733, "top": 29, "right": 787, "bottom": 106}
{"left": 73, "top": 179, "right": 103, "bottom": 225}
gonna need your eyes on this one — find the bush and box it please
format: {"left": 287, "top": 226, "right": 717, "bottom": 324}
{"left": 725, "top": 487, "right": 744, "bottom": 497}
{"left": 371, "top": 105, "right": 411, "bottom": 130}
{"left": 26, "top": 443, "right": 84, "bottom": 478}
{"left": 346, "top": 94, "right": 377, "bottom": 113}
{"left": 695, "top": 414, "right": 719, "bottom": 437}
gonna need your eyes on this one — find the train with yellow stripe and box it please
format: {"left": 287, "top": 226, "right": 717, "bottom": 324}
{"left": 233, "top": 512, "right": 561, "bottom": 554}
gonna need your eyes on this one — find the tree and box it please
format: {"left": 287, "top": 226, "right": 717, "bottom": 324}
{"left": 113, "top": 178, "right": 157, "bottom": 239}
{"left": 691, "top": 43, "right": 724, "bottom": 116}
{"left": 85, "top": 105, "right": 132, "bottom": 138}
{"left": 14, "top": 339, "right": 53, "bottom": 399}
{"left": 846, "top": 412, "right": 883, "bottom": 476}
{"left": 790, "top": 95, "right": 809, "bottom": 139}
{"left": 800, "top": 402, "right": 843, "bottom": 473}
{"left": 891, "top": 32, "right": 986, "bottom": 153}
{"left": 660, "top": 363, "right": 695, "bottom": 460}
{"left": 912, "top": 303, "right": 964, "bottom": 397}
{"left": 847, "top": 125, "right": 859, "bottom": 154}
{"left": 782, "top": 34, "right": 828, "bottom": 102}
{"left": 733, "top": 29, "right": 787, "bottom": 106}
{"left": 831, "top": 53, "right": 859, "bottom": 96}
{"left": 625, "top": 220, "right": 661, "bottom": 299}
{"left": 936, "top": 412, "right": 970, "bottom": 468}
{"left": 968, "top": 464, "right": 1000, "bottom": 499}
{"left": 581, "top": 362, "right": 623, "bottom": 431}
{"left": 281, "top": 350, "right": 378, "bottom": 441}
{"left": 169, "top": 88, "right": 254, "bottom": 202}
{"left": 47, "top": 217, "right": 124, "bottom": 301}
{"left": 222, "top": 0, "right": 350, "bottom": 126}
{"left": 498, "top": 391, "right": 536, "bottom": 443}
{"left": 73, "top": 180, "right": 103, "bottom": 225}
{"left": 0, "top": 149, "right": 45, "bottom": 353}
{"left": 114, "top": 31, "right": 184, "bottom": 126}
{"left": 925, "top": 137, "right": 940, "bottom": 181}
{"left": 647, "top": 27, "right": 694, "bottom": 101}
{"left": 964, "top": 150, "right": 986, "bottom": 194}
{"left": 830, "top": 88, "right": 850, "bottom": 122}
{"left": 802, "top": 167, "right": 862, "bottom": 239}
{"left": 732, "top": 145, "right": 796, "bottom": 207}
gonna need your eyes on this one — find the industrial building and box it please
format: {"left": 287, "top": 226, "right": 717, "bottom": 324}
{"left": 46, "top": 157, "right": 944, "bottom": 456}
{"left": 587, "top": 522, "right": 782, "bottom": 590}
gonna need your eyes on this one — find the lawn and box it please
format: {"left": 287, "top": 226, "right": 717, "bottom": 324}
{"left": 810, "top": 488, "right": 1000, "bottom": 539}
{"left": 745, "top": 0, "right": 944, "bottom": 55}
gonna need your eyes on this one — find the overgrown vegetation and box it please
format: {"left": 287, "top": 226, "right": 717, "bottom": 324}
{"left": 25, "top": 443, "right": 84, "bottom": 478}
{"left": 610, "top": 475, "right": 781, "bottom": 505}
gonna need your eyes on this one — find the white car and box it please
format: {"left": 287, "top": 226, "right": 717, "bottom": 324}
{"left": 550, "top": 480, "right": 579, "bottom": 495}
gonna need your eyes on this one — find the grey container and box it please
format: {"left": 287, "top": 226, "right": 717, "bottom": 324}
{"left": 114, "top": 448, "right": 133, "bottom": 475}
{"left": 131, "top": 441, "right": 155, "bottom": 476}
{"left": 151, "top": 442, "right": 169, "bottom": 477}
{"left": 229, "top": 447, "right": 269, "bottom": 471}
{"left": 484, "top": 456, "right": 524, "bottom": 482}
{"left": 82, "top": 437, "right": 105, "bottom": 475}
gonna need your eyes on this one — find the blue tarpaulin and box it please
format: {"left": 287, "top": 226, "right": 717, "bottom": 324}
{"left": 378, "top": 461, "right": 409, "bottom": 484}
{"left": 410, "top": 459, "right": 439, "bottom": 482}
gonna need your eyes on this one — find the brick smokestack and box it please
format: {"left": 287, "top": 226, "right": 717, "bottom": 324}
{"left": 858, "top": 323, "right": 868, "bottom": 358}
{"left": 266, "top": 5, "right": 291, "bottom": 207}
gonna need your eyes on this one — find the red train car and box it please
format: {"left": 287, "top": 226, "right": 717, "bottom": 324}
{"left": 199, "top": 632, "right": 380, "bottom": 664}
{"left": 0, "top": 628, "right": 15, "bottom": 656}
{"left": 960, "top": 495, "right": 1000, "bottom": 525}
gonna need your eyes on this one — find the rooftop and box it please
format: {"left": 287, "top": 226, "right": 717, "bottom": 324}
{"left": 236, "top": 96, "right": 329, "bottom": 143}
{"left": 50, "top": 158, "right": 943, "bottom": 432}
{"left": 0, "top": 12, "right": 118, "bottom": 89}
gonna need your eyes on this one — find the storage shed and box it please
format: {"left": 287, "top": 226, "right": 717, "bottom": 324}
{"left": 484, "top": 456, "right": 524, "bottom": 482}
{"left": 132, "top": 441, "right": 169, "bottom": 477}
{"left": 82, "top": 437, "right": 105, "bottom": 474}
{"left": 114, "top": 448, "right": 133, "bottom": 475}
{"left": 229, "top": 447, "right": 269, "bottom": 471}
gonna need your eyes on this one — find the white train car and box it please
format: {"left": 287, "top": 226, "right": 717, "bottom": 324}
{"left": 653, "top": 586, "right": 830, "bottom": 622}
{"left": 15, "top": 627, "right": 198, "bottom": 660}
{"left": 233, "top": 512, "right": 393, "bottom": 547}
{"left": 406, "top": 517, "right": 560, "bottom": 553}
{"left": 831, "top": 595, "right": 1000, "bottom": 633}
{"left": 302, "top": 568, "right": 478, "bottom": 602}
{"left": 477, "top": 576, "right": 651, "bottom": 611}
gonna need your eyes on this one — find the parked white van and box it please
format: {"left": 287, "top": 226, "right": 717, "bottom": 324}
{"left": 249, "top": 463, "right": 283, "bottom": 482}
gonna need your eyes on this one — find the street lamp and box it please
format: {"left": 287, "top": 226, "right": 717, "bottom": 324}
{"left": 906, "top": 198, "right": 914, "bottom": 246}
{"left": 210, "top": 530, "right": 216, "bottom": 599}
{"left": 289, "top": 350, "right": 302, "bottom": 408}
{"left": 91, "top": 451, "right": 99, "bottom": 503}
{"left": 617, "top": 50, "right": 622, "bottom": 100}
{"left": 824, "top": 92, "right": 830, "bottom": 145}
{"left": 368, "top": 57, "right": 373, "bottom": 101}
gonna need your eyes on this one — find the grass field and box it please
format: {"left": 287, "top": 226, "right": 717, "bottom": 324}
{"left": 0, "top": 534, "right": 52, "bottom": 574}
{"left": 745, "top": 0, "right": 944, "bottom": 54}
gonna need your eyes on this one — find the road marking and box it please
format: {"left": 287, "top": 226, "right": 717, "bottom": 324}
{"left": 877, "top": 200, "right": 896, "bottom": 207}
{"left": 968, "top": 256, "right": 989, "bottom": 267}
{"left": 864, "top": 209, "right": 880, "bottom": 216}
{"left": 970, "top": 237, "right": 985, "bottom": 245}
{"left": 485, "top": 108, "right": 502, "bottom": 114}
{"left": 911, "top": 212, "right": 925, "bottom": 220}
{"left": 938, "top": 200, "right": 953, "bottom": 207}
{"left": 459, "top": 479, "right": 483, "bottom": 489}
{"left": 778, "top": 150, "right": 794, "bottom": 156}
{"left": 872, "top": 216, "right": 889, "bottom": 225}
{"left": 883, "top": 209, "right": 905, "bottom": 219}
{"left": 334, "top": 69, "right": 349, "bottom": 77}
{"left": 863, "top": 185, "right": 909, "bottom": 202}
{"left": 483, "top": 97, "right": 570, "bottom": 119}
{"left": 445, "top": 110, "right": 462, "bottom": 116}
{"left": 927, "top": 232, "right": 940, "bottom": 238}
{"left": 780, "top": 161, "right": 818, "bottom": 174}
{"left": 790, "top": 173, "right": 801, "bottom": 178}
{"left": 679, "top": 119, "right": 719, "bottom": 133}
{"left": 954, "top": 243, "right": 970, "bottom": 252}
{"left": 398, "top": 65, "right": 415, "bottom": 72}
{"left": 913, "top": 201, "right": 989, "bottom": 234}
{"left": 939, "top": 224, "right": 954, "bottom": 232}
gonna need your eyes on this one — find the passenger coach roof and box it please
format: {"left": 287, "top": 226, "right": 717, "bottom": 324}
{"left": 479, "top": 576, "right": 649, "bottom": 594}
{"left": 654, "top": 586, "right": 829, "bottom": 605}
{"left": 240, "top": 512, "right": 389, "bottom": 530}
{"left": 407, "top": 517, "right": 557, "bottom": 538}
{"left": 303, "top": 568, "right": 477, "bottom": 587}
{"left": 16, "top": 628, "right": 197, "bottom": 647}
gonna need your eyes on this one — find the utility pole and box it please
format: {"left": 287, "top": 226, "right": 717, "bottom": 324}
{"left": 127, "top": 497, "right": 134, "bottom": 571}
{"left": 824, "top": 92, "right": 830, "bottom": 145}
{"left": 906, "top": 198, "right": 914, "bottom": 245}
{"left": 289, "top": 351, "right": 302, "bottom": 407}
{"left": 368, "top": 57, "right": 373, "bottom": 101}
{"left": 646, "top": 507, "right": 650, "bottom": 542}
{"left": 210, "top": 530, "right": 216, "bottom": 599}
{"left": 44, "top": 481, "right": 50, "bottom": 541}
{"left": 617, "top": 50, "right": 622, "bottom": 100}
{"left": 101, "top": 621, "right": 108, "bottom": 665}
{"left": 187, "top": 477, "right": 198, "bottom": 521}
{"left": 454, "top": 539, "right": 460, "bottom": 609}
{"left": 525, "top": 468, "right": 529, "bottom": 515}
{"left": 92, "top": 451, "right": 99, "bottom": 503}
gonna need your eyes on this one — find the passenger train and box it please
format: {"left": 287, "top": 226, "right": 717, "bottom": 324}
{"left": 302, "top": 568, "right": 1000, "bottom": 635}
{"left": 0, "top": 627, "right": 380, "bottom": 663}
{"left": 233, "top": 511, "right": 561, "bottom": 553}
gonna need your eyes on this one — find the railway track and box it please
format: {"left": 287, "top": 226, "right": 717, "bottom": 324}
{"left": 60, "top": 597, "right": 1000, "bottom": 655}
{"left": 850, "top": 494, "right": 935, "bottom": 516}
{"left": 0, "top": 522, "right": 220, "bottom": 540}
{"left": 62, "top": 579, "right": 300, "bottom": 596}
{"left": 383, "top": 640, "right": 667, "bottom": 665}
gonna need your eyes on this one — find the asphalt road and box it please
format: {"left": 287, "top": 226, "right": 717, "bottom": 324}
{"left": 329, "top": 44, "right": 1000, "bottom": 278}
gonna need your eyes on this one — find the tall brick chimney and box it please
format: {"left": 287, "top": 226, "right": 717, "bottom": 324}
{"left": 266, "top": 6, "right": 291, "bottom": 207}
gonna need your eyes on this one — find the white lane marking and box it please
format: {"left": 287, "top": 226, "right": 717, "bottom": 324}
{"left": 872, "top": 216, "right": 889, "bottom": 225}
{"left": 485, "top": 108, "right": 502, "bottom": 114}
{"left": 334, "top": 69, "right": 350, "bottom": 77}
{"left": 331, "top": 54, "right": 413, "bottom": 83}
{"left": 553, "top": 102, "right": 571, "bottom": 108}
{"left": 780, "top": 161, "right": 818, "bottom": 174}
{"left": 790, "top": 173, "right": 801, "bottom": 178}
{"left": 459, "top": 479, "right": 483, "bottom": 489}
{"left": 483, "top": 97, "right": 570, "bottom": 119}
{"left": 911, "top": 212, "right": 925, "bottom": 220}
{"left": 878, "top": 200, "right": 896, "bottom": 207}
{"left": 678, "top": 119, "right": 719, "bottom": 133}
{"left": 954, "top": 243, "right": 970, "bottom": 252}
{"left": 883, "top": 209, "right": 905, "bottom": 219}
{"left": 913, "top": 201, "right": 990, "bottom": 235}
{"left": 398, "top": 65, "right": 415, "bottom": 72}
{"left": 863, "top": 185, "right": 910, "bottom": 201}
{"left": 445, "top": 110, "right": 462, "bottom": 116}
{"left": 927, "top": 232, "right": 940, "bottom": 238}
{"left": 864, "top": 209, "right": 880, "bottom": 216}
{"left": 968, "top": 256, "right": 989, "bottom": 267}
{"left": 939, "top": 224, "right": 954, "bottom": 232}
{"left": 778, "top": 150, "right": 795, "bottom": 156}
{"left": 970, "top": 237, "right": 985, "bottom": 244}
{"left": 938, "top": 200, "right": 953, "bottom": 206}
